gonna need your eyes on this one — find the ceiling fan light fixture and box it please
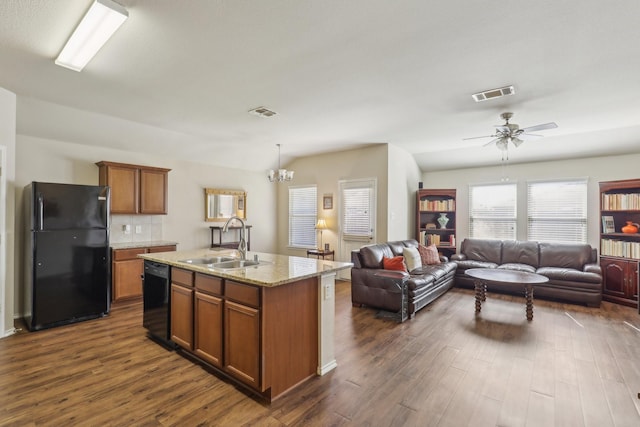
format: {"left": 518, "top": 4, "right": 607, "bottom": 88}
{"left": 471, "top": 85, "right": 515, "bottom": 102}
{"left": 511, "top": 137, "right": 524, "bottom": 147}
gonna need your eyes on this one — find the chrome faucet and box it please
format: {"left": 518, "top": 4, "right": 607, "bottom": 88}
{"left": 222, "top": 216, "right": 247, "bottom": 260}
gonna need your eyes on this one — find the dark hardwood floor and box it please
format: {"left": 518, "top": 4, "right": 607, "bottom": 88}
{"left": 1, "top": 281, "right": 639, "bottom": 426}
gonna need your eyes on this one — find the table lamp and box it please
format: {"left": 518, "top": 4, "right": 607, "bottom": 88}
{"left": 315, "top": 219, "right": 328, "bottom": 249}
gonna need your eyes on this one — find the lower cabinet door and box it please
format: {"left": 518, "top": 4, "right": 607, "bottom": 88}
{"left": 113, "top": 258, "right": 143, "bottom": 300}
{"left": 602, "top": 258, "right": 627, "bottom": 299}
{"left": 224, "top": 300, "right": 260, "bottom": 389}
{"left": 170, "top": 284, "right": 194, "bottom": 350}
{"left": 194, "top": 291, "right": 223, "bottom": 368}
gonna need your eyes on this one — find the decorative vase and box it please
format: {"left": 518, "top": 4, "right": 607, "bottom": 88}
{"left": 437, "top": 213, "right": 449, "bottom": 229}
{"left": 621, "top": 221, "right": 640, "bottom": 234}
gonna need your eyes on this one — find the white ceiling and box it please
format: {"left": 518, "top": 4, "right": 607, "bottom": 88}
{"left": 2, "top": 0, "right": 640, "bottom": 172}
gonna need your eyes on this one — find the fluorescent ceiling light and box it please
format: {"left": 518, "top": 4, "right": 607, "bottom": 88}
{"left": 55, "top": 0, "right": 128, "bottom": 72}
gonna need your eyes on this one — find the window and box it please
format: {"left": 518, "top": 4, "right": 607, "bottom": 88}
{"left": 527, "top": 179, "right": 587, "bottom": 243}
{"left": 340, "top": 180, "right": 375, "bottom": 241}
{"left": 469, "top": 183, "right": 517, "bottom": 239}
{"left": 288, "top": 185, "right": 317, "bottom": 248}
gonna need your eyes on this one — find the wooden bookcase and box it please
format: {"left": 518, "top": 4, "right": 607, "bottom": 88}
{"left": 416, "top": 189, "right": 457, "bottom": 257}
{"left": 599, "top": 179, "right": 640, "bottom": 309}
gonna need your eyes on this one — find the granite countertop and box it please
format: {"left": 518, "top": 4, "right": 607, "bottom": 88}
{"left": 139, "top": 248, "right": 353, "bottom": 287}
{"left": 111, "top": 240, "right": 179, "bottom": 250}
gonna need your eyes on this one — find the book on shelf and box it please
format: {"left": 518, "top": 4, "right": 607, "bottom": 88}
{"left": 419, "top": 199, "right": 456, "bottom": 211}
{"left": 601, "top": 238, "right": 640, "bottom": 259}
{"left": 601, "top": 215, "right": 615, "bottom": 233}
{"left": 423, "top": 233, "right": 441, "bottom": 246}
{"left": 602, "top": 193, "right": 640, "bottom": 210}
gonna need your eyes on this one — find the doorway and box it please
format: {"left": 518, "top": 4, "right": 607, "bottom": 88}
{"left": 337, "top": 178, "right": 376, "bottom": 280}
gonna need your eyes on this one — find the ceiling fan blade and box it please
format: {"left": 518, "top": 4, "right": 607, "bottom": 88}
{"left": 483, "top": 138, "right": 501, "bottom": 147}
{"left": 521, "top": 122, "right": 558, "bottom": 133}
{"left": 518, "top": 133, "right": 544, "bottom": 140}
{"left": 462, "top": 135, "right": 498, "bottom": 140}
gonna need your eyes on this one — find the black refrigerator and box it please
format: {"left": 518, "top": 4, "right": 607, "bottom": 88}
{"left": 24, "top": 182, "right": 111, "bottom": 331}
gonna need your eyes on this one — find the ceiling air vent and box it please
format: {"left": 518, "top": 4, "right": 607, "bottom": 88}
{"left": 471, "top": 85, "right": 515, "bottom": 102}
{"left": 248, "top": 106, "right": 277, "bottom": 118}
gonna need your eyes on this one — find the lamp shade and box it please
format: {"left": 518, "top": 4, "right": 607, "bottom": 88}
{"left": 315, "top": 219, "right": 328, "bottom": 230}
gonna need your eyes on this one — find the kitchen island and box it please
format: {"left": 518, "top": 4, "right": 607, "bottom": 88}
{"left": 139, "top": 248, "right": 352, "bottom": 401}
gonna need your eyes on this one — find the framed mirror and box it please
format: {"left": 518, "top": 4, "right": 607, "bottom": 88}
{"left": 204, "top": 189, "right": 247, "bottom": 221}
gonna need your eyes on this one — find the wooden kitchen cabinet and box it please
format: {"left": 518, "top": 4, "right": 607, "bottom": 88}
{"left": 170, "top": 268, "right": 194, "bottom": 350}
{"left": 97, "top": 161, "right": 171, "bottom": 214}
{"left": 112, "top": 245, "right": 176, "bottom": 302}
{"left": 224, "top": 300, "right": 261, "bottom": 389}
{"left": 194, "top": 274, "right": 224, "bottom": 368}
{"left": 601, "top": 257, "right": 639, "bottom": 307}
{"left": 165, "top": 268, "right": 317, "bottom": 401}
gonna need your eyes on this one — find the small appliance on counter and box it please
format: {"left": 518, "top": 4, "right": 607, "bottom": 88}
{"left": 23, "top": 182, "right": 111, "bottom": 331}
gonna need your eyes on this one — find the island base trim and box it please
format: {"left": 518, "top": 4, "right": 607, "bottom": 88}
{"left": 318, "top": 359, "right": 338, "bottom": 375}
{"left": 318, "top": 272, "right": 336, "bottom": 375}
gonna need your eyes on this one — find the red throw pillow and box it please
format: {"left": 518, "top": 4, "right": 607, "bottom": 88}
{"left": 382, "top": 256, "right": 407, "bottom": 272}
{"left": 418, "top": 244, "right": 441, "bottom": 265}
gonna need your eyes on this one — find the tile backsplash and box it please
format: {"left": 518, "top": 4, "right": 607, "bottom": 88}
{"left": 110, "top": 215, "right": 163, "bottom": 244}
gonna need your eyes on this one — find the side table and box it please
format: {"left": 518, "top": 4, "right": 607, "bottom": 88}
{"left": 306, "top": 249, "right": 335, "bottom": 260}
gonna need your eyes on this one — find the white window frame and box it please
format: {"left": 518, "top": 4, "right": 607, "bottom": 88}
{"left": 469, "top": 182, "right": 517, "bottom": 240}
{"left": 339, "top": 179, "right": 376, "bottom": 243}
{"left": 288, "top": 185, "right": 318, "bottom": 249}
{"left": 527, "top": 178, "right": 588, "bottom": 244}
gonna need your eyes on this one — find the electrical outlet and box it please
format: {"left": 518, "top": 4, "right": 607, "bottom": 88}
{"left": 123, "top": 224, "right": 130, "bottom": 234}
{"left": 135, "top": 225, "right": 142, "bottom": 234}
{"left": 324, "top": 283, "right": 332, "bottom": 300}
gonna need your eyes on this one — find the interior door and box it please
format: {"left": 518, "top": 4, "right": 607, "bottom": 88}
{"left": 338, "top": 179, "right": 377, "bottom": 280}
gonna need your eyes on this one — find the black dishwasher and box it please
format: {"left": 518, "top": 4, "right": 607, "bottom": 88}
{"left": 142, "top": 260, "right": 174, "bottom": 348}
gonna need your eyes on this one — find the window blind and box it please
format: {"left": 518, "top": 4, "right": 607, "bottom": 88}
{"left": 341, "top": 181, "right": 375, "bottom": 241}
{"left": 469, "top": 183, "right": 517, "bottom": 240}
{"left": 527, "top": 179, "right": 587, "bottom": 243}
{"left": 288, "top": 185, "right": 317, "bottom": 248}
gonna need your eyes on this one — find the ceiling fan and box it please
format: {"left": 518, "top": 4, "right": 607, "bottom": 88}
{"left": 464, "top": 112, "right": 558, "bottom": 152}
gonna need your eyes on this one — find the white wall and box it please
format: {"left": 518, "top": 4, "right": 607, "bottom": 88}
{"left": 0, "top": 87, "right": 16, "bottom": 336}
{"left": 14, "top": 135, "right": 276, "bottom": 316}
{"left": 422, "top": 153, "right": 640, "bottom": 251}
{"left": 276, "top": 144, "right": 389, "bottom": 260}
{"left": 387, "top": 144, "right": 422, "bottom": 241}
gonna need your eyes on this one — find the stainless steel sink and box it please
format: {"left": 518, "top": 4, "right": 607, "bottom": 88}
{"left": 179, "top": 256, "right": 236, "bottom": 265}
{"left": 210, "top": 259, "right": 263, "bottom": 270}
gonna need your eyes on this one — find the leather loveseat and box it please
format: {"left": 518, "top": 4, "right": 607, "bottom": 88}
{"left": 351, "top": 239, "right": 457, "bottom": 319}
{"left": 451, "top": 238, "right": 602, "bottom": 307}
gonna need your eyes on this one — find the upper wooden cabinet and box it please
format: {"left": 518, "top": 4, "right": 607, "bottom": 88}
{"left": 97, "top": 161, "right": 171, "bottom": 214}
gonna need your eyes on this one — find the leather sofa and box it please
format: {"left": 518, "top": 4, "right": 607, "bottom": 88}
{"left": 451, "top": 238, "right": 602, "bottom": 307}
{"left": 351, "top": 239, "right": 457, "bottom": 319}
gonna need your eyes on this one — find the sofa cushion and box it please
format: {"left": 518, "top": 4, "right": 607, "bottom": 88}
{"left": 418, "top": 244, "right": 441, "bottom": 265}
{"left": 360, "top": 243, "right": 395, "bottom": 269}
{"left": 453, "top": 260, "right": 499, "bottom": 271}
{"left": 460, "top": 238, "right": 502, "bottom": 264}
{"left": 501, "top": 240, "right": 539, "bottom": 267}
{"left": 536, "top": 267, "right": 602, "bottom": 284}
{"left": 403, "top": 247, "right": 422, "bottom": 272}
{"left": 412, "top": 263, "right": 457, "bottom": 281}
{"left": 498, "top": 263, "right": 536, "bottom": 273}
{"left": 388, "top": 240, "right": 410, "bottom": 257}
{"left": 383, "top": 256, "right": 407, "bottom": 272}
{"left": 539, "top": 242, "right": 592, "bottom": 270}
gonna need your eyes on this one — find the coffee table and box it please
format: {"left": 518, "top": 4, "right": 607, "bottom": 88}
{"left": 465, "top": 268, "right": 549, "bottom": 321}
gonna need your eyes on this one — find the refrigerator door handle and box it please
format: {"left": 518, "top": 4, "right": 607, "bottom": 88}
{"left": 37, "top": 194, "right": 44, "bottom": 231}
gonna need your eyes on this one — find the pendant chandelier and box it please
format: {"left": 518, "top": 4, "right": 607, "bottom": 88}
{"left": 267, "top": 144, "right": 294, "bottom": 182}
